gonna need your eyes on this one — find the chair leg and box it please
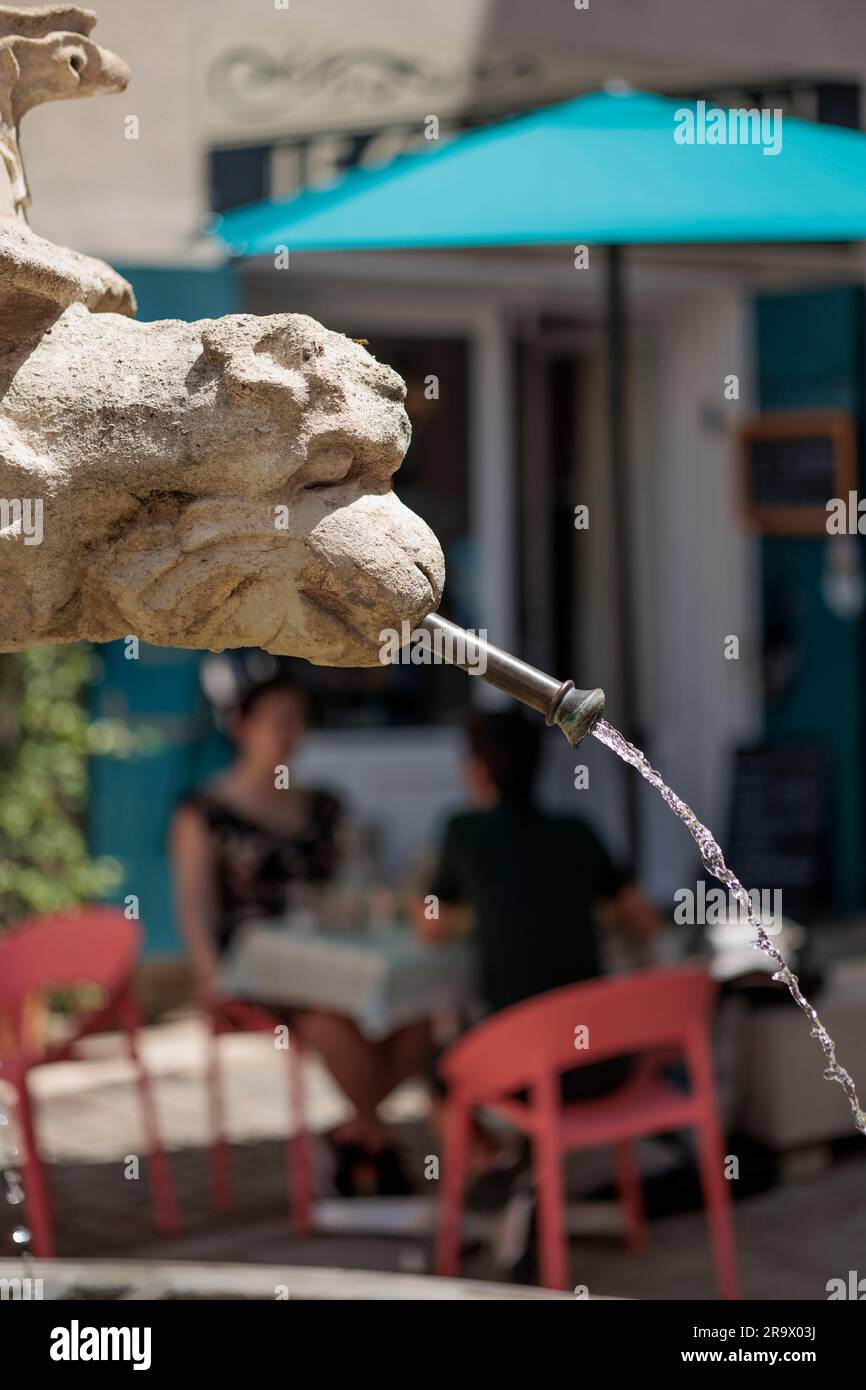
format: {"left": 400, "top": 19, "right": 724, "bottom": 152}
{"left": 614, "top": 1141, "right": 648, "bottom": 1253}
{"left": 695, "top": 1116, "right": 740, "bottom": 1300}
{"left": 206, "top": 1024, "right": 233, "bottom": 1211}
{"left": 434, "top": 1100, "right": 471, "bottom": 1277}
{"left": 15, "top": 1073, "right": 54, "bottom": 1258}
{"left": 534, "top": 1130, "right": 569, "bottom": 1291}
{"left": 285, "top": 1033, "right": 313, "bottom": 1235}
{"left": 120, "top": 997, "right": 180, "bottom": 1237}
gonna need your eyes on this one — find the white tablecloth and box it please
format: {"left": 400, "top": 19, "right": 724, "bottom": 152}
{"left": 218, "top": 921, "right": 476, "bottom": 1039}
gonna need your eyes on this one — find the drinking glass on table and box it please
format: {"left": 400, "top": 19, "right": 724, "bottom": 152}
{"left": 283, "top": 878, "right": 321, "bottom": 933}
{"left": 327, "top": 821, "right": 388, "bottom": 932}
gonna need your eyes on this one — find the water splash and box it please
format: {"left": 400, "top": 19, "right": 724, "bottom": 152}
{"left": 0, "top": 1078, "right": 33, "bottom": 1269}
{"left": 592, "top": 717, "right": 866, "bottom": 1137}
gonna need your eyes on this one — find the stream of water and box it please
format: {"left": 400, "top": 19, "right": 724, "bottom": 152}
{"left": 592, "top": 717, "right": 866, "bottom": 1136}
{"left": 0, "top": 1080, "right": 32, "bottom": 1266}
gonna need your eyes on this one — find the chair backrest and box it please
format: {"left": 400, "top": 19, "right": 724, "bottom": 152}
{"left": 0, "top": 907, "right": 141, "bottom": 1044}
{"left": 438, "top": 966, "right": 717, "bottom": 1101}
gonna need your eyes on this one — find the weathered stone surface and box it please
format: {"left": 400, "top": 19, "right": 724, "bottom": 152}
{"left": 0, "top": 6, "right": 443, "bottom": 665}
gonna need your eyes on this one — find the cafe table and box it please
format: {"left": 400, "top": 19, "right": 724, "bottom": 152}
{"left": 217, "top": 917, "right": 476, "bottom": 1039}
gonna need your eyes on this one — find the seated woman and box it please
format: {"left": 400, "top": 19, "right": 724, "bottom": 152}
{"left": 170, "top": 675, "right": 430, "bottom": 1196}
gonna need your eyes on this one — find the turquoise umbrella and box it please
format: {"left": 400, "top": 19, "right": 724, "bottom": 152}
{"left": 211, "top": 89, "right": 866, "bottom": 852}
{"left": 212, "top": 90, "right": 866, "bottom": 252}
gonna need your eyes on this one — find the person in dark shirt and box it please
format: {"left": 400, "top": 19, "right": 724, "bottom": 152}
{"left": 416, "top": 709, "right": 661, "bottom": 1102}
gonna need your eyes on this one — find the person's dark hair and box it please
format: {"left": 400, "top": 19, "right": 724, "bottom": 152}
{"left": 235, "top": 675, "right": 309, "bottom": 722}
{"left": 466, "top": 709, "right": 541, "bottom": 803}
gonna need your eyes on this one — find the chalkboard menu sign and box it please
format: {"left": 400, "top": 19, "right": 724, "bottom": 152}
{"left": 740, "top": 410, "right": 857, "bottom": 534}
{"left": 722, "top": 743, "right": 830, "bottom": 924}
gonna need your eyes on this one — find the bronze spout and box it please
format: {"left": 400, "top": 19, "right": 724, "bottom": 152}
{"left": 419, "top": 612, "right": 605, "bottom": 747}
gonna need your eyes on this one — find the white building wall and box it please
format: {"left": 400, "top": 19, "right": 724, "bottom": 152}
{"left": 638, "top": 292, "right": 761, "bottom": 902}
{"left": 566, "top": 277, "right": 760, "bottom": 895}
{"left": 293, "top": 727, "right": 466, "bottom": 883}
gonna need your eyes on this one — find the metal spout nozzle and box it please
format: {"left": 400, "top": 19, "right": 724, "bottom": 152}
{"left": 419, "top": 613, "right": 605, "bottom": 747}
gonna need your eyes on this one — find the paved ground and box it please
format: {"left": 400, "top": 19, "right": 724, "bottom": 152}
{"left": 2, "top": 1017, "right": 864, "bottom": 1299}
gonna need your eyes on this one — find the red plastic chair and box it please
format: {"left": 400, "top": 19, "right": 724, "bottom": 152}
{"left": 0, "top": 907, "right": 180, "bottom": 1257}
{"left": 204, "top": 997, "right": 312, "bottom": 1234}
{"left": 435, "top": 966, "right": 739, "bottom": 1299}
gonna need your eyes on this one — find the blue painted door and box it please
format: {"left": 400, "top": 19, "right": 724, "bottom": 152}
{"left": 756, "top": 286, "right": 865, "bottom": 911}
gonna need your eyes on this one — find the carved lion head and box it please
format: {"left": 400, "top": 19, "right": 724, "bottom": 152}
{"left": 72, "top": 311, "right": 446, "bottom": 665}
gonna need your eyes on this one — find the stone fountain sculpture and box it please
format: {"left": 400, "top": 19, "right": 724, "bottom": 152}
{"left": 0, "top": 5, "right": 444, "bottom": 665}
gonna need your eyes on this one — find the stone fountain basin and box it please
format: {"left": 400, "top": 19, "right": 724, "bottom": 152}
{"left": 1, "top": 1258, "right": 584, "bottom": 1301}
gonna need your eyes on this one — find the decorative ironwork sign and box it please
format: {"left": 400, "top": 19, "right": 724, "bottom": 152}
{"left": 208, "top": 47, "right": 545, "bottom": 126}
{"left": 201, "top": 27, "right": 583, "bottom": 143}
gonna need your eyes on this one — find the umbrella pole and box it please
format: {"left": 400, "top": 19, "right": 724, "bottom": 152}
{"left": 607, "top": 244, "right": 641, "bottom": 864}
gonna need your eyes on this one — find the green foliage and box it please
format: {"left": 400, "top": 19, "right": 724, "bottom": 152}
{"left": 0, "top": 645, "right": 156, "bottom": 924}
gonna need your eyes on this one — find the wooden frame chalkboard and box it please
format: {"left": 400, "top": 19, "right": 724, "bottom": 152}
{"left": 739, "top": 410, "right": 858, "bottom": 535}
